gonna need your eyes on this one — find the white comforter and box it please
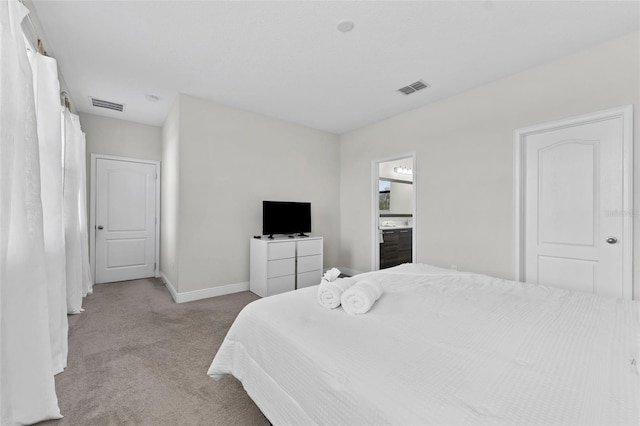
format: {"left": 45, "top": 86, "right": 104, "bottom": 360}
{"left": 208, "top": 264, "right": 640, "bottom": 425}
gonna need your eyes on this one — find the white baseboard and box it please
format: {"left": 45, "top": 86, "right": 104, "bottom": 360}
{"left": 161, "top": 272, "right": 179, "bottom": 301}
{"left": 160, "top": 272, "right": 249, "bottom": 303}
{"left": 335, "top": 267, "right": 364, "bottom": 277}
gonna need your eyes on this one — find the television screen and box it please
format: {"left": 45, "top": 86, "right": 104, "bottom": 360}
{"left": 263, "top": 201, "right": 311, "bottom": 236}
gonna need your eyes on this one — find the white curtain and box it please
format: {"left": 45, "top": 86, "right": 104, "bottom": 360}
{"left": 1, "top": 0, "right": 95, "bottom": 423}
{"left": 63, "top": 110, "right": 93, "bottom": 314}
{"left": 73, "top": 114, "right": 93, "bottom": 299}
{"left": 29, "top": 49, "right": 69, "bottom": 374}
{"left": 0, "top": 0, "right": 63, "bottom": 424}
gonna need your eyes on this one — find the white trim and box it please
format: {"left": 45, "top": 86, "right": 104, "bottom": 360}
{"left": 161, "top": 272, "right": 179, "bottom": 301}
{"left": 371, "top": 160, "right": 379, "bottom": 271}
{"left": 513, "top": 129, "right": 523, "bottom": 282}
{"left": 90, "top": 154, "right": 161, "bottom": 283}
{"left": 621, "top": 106, "right": 634, "bottom": 300}
{"left": 513, "top": 105, "right": 633, "bottom": 299}
{"left": 337, "top": 267, "right": 365, "bottom": 277}
{"left": 160, "top": 272, "right": 249, "bottom": 303}
{"left": 371, "top": 152, "right": 417, "bottom": 271}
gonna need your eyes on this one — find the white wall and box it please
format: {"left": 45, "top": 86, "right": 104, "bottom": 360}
{"left": 339, "top": 32, "right": 640, "bottom": 299}
{"left": 80, "top": 112, "right": 162, "bottom": 203}
{"left": 163, "top": 94, "right": 340, "bottom": 294}
{"left": 160, "top": 101, "right": 180, "bottom": 288}
{"left": 80, "top": 112, "right": 162, "bottom": 164}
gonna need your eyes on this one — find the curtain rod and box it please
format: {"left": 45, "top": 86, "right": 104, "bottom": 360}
{"left": 19, "top": 0, "right": 47, "bottom": 55}
{"left": 61, "top": 91, "right": 71, "bottom": 110}
{"left": 18, "top": 0, "right": 71, "bottom": 111}
{"left": 18, "top": 0, "right": 40, "bottom": 50}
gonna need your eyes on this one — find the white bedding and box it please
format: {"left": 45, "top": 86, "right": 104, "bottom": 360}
{"left": 208, "top": 264, "right": 640, "bottom": 425}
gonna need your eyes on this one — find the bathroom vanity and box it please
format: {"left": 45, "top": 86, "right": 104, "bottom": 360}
{"left": 380, "top": 227, "right": 412, "bottom": 269}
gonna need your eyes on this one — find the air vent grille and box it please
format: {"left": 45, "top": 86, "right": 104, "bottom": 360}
{"left": 397, "top": 80, "right": 430, "bottom": 95}
{"left": 398, "top": 86, "right": 415, "bottom": 95}
{"left": 90, "top": 97, "right": 125, "bottom": 112}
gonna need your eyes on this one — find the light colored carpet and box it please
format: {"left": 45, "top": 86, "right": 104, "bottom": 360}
{"left": 39, "top": 278, "right": 269, "bottom": 426}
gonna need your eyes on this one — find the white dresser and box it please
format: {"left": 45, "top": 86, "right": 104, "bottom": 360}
{"left": 250, "top": 236, "right": 323, "bottom": 297}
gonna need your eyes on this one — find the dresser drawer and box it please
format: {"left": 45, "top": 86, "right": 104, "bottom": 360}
{"left": 267, "top": 258, "right": 295, "bottom": 278}
{"left": 298, "top": 254, "right": 321, "bottom": 273}
{"left": 267, "top": 275, "right": 295, "bottom": 296}
{"left": 297, "top": 270, "right": 322, "bottom": 289}
{"left": 297, "top": 239, "right": 322, "bottom": 256}
{"left": 268, "top": 241, "right": 295, "bottom": 260}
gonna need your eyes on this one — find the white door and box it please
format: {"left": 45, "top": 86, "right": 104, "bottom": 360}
{"left": 517, "top": 107, "right": 632, "bottom": 299}
{"left": 95, "top": 158, "right": 157, "bottom": 283}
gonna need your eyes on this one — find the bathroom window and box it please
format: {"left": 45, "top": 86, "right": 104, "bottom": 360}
{"left": 379, "top": 179, "right": 391, "bottom": 212}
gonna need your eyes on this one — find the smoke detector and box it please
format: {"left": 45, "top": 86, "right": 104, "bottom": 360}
{"left": 337, "top": 20, "right": 354, "bottom": 32}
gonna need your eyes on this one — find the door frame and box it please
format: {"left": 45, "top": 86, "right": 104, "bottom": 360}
{"left": 89, "top": 154, "right": 161, "bottom": 283}
{"left": 513, "top": 105, "right": 633, "bottom": 298}
{"left": 371, "top": 152, "right": 417, "bottom": 271}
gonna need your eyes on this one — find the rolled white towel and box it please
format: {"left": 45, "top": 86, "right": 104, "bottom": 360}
{"left": 317, "top": 277, "right": 355, "bottom": 309}
{"left": 340, "top": 280, "right": 383, "bottom": 315}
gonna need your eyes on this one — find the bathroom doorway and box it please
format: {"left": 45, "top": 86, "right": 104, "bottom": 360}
{"left": 371, "top": 154, "right": 416, "bottom": 270}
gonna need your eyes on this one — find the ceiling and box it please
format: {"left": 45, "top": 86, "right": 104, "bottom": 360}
{"left": 30, "top": 1, "right": 639, "bottom": 134}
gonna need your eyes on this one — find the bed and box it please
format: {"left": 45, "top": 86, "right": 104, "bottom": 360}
{"left": 208, "top": 263, "right": 640, "bottom": 425}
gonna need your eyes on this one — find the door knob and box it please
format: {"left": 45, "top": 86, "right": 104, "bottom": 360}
{"left": 606, "top": 237, "right": 617, "bottom": 244}
{"left": 97, "top": 225, "right": 104, "bottom": 230}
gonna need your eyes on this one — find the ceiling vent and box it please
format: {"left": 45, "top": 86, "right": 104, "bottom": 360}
{"left": 90, "top": 97, "right": 125, "bottom": 112}
{"left": 397, "top": 80, "right": 430, "bottom": 95}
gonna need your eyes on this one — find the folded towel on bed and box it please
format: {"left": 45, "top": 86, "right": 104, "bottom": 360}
{"left": 317, "top": 277, "right": 355, "bottom": 309}
{"left": 340, "top": 280, "right": 383, "bottom": 315}
{"left": 322, "top": 267, "right": 341, "bottom": 282}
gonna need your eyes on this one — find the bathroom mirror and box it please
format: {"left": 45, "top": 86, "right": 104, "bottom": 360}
{"left": 379, "top": 178, "right": 412, "bottom": 215}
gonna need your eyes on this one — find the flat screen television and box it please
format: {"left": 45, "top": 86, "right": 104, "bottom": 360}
{"left": 263, "top": 201, "right": 311, "bottom": 237}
